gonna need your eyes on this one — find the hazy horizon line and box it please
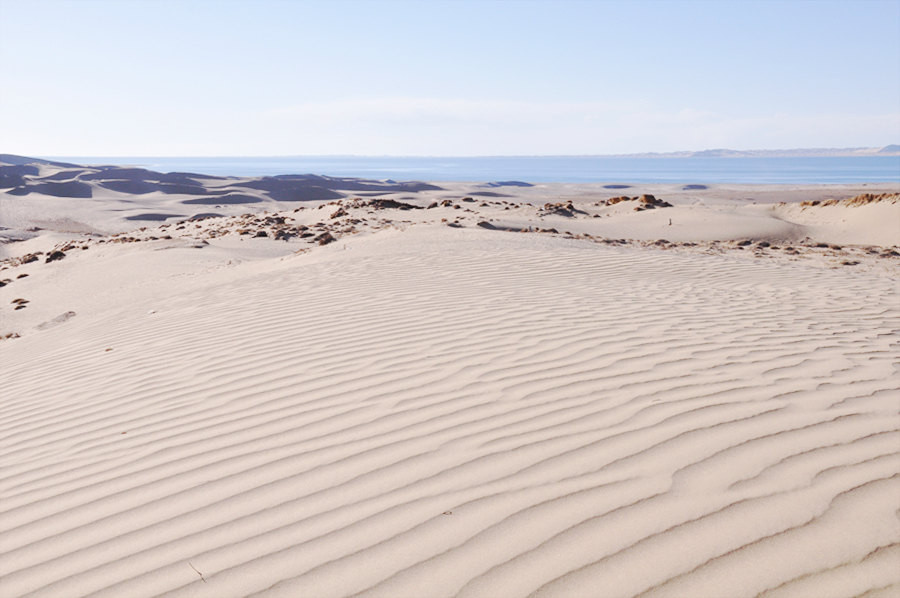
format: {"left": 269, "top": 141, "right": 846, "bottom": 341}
{"left": 34, "top": 145, "right": 900, "bottom": 160}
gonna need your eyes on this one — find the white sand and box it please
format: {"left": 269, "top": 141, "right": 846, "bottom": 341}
{"left": 1, "top": 179, "right": 899, "bottom": 597}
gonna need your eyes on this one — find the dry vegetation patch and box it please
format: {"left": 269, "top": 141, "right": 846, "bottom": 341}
{"left": 800, "top": 192, "right": 900, "bottom": 207}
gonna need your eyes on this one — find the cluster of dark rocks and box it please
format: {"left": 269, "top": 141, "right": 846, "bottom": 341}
{"left": 602, "top": 194, "right": 673, "bottom": 210}
{"left": 539, "top": 201, "right": 587, "bottom": 217}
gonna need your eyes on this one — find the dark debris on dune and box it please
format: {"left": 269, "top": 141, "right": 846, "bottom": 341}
{"left": 603, "top": 194, "right": 672, "bottom": 211}
{"left": 539, "top": 201, "right": 587, "bottom": 217}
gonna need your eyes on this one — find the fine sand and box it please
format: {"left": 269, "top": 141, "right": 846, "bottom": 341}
{"left": 1, "top": 159, "right": 899, "bottom": 597}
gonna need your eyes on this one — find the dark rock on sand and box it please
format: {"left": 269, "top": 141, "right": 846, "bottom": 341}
{"left": 605, "top": 194, "right": 672, "bottom": 210}
{"left": 315, "top": 232, "right": 336, "bottom": 245}
{"left": 541, "top": 202, "right": 585, "bottom": 217}
{"left": 365, "top": 198, "right": 423, "bottom": 210}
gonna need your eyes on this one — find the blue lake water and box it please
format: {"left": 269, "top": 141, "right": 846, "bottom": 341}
{"left": 52, "top": 155, "right": 900, "bottom": 184}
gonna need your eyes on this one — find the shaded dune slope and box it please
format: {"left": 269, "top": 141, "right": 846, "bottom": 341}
{"left": 0, "top": 157, "right": 443, "bottom": 207}
{"left": 1, "top": 229, "right": 898, "bottom": 597}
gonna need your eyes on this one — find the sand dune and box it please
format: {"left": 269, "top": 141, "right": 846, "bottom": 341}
{"left": 2, "top": 231, "right": 898, "bottom": 596}
{"left": 1, "top": 159, "right": 899, "bottom": 597}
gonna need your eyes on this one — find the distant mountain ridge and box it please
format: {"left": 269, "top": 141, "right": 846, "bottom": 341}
{"left": 610, "top": 146, "right": 900, "bottom": 158}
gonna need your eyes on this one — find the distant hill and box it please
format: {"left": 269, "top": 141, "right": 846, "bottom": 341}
{"left": 611, "top": 146, "right": 900, "bottom": 158}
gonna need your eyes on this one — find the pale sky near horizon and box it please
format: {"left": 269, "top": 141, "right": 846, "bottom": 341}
{"left": 1, "top": 0, "right": 898, "bottom": 156}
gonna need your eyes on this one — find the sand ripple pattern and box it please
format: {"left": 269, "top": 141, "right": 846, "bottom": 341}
{"left": 1, "top": 230, "right": 898, "bottom": 597}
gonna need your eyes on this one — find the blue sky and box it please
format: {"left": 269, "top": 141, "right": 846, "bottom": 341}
{"left": 1, "top": 0, "right": 898, "bottom": 156}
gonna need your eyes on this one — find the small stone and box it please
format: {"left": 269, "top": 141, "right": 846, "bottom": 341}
{"left": 315, "top": 232, "right": 336, "bottom": 245}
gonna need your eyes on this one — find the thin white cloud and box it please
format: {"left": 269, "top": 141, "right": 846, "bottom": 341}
{"left": 266, "top": 98, "right": 644, "bottom": 126}
{"left": 256, "top": 98, "right": 899, "bottom": 155}
{"left": 5, "top": 97, "right": 896, "bottom": 156}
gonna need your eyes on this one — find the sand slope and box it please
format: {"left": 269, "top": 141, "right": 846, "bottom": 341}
{"left": 1, "top": 220, "right": 898, "bottom": 597}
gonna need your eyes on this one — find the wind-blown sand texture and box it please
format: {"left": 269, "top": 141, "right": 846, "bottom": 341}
{"left": 1, "top": 158, "right": 899, "bottom": 597}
